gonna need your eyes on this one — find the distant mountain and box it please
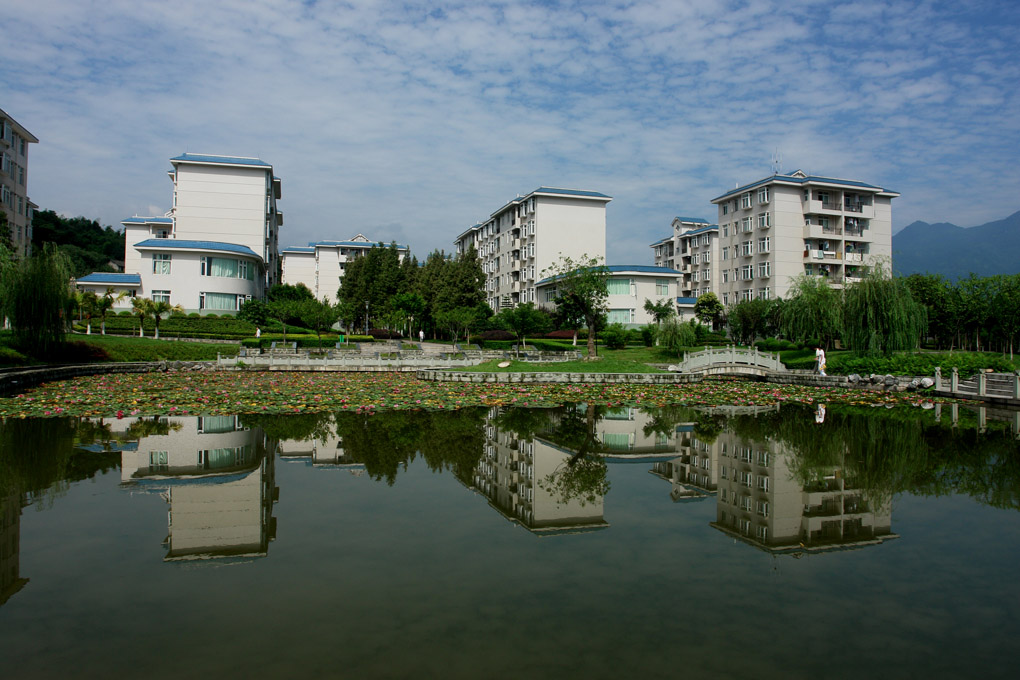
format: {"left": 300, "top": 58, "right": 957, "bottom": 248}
{"left": 892, "top": 210, "right": 1020, "bottom": 280}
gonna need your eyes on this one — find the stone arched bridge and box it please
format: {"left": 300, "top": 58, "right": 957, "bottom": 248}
{"left": 670, "top": 346, "right": 786, "bottom": 378}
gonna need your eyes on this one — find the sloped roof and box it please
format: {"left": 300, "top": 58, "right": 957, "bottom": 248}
{"left": 133, "top": 239, "right": 261, "bottom": 258}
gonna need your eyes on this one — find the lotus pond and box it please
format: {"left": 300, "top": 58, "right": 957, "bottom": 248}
{"left": 2, "top": 379, "right": 1019, "bottom": 678}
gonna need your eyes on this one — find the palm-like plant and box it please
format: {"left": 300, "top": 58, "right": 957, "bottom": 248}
{"left": 132, "top": 297, "right": 153, "bottom": 337}
{"left": 98, "top": 288, "right": 128, "bottom": 335}
{"left": 150, "top": 300, "right": 183, "bottom": 339}
{"left": 79, "top": 290, "right": 100, "bottom": 335}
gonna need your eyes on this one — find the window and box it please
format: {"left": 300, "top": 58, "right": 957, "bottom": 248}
{"left": 704, "top": 251, "right": 711, "bottom": 263}
{"left": 721, "top": 246, "right": 729, "bottom": 261}
{"left": 742, "top": 289, "right": 753, "bottom": 302}
{"left": 151, "top": 290, "right": 171, "bottom": 304}
{"left": 201, "top": 257, "right": 255, "bottom": 280}
{"left": 607, "top": 309, "right": 634, "bottom": 324}
{"left": 757, "top": 212, "right": 771, "bottom": 229}
{"left": 741, "top": 192, "right": 752, "bottom": 209}
{"left": 757, "top": 187, "right": 769, "bottom": 204}
{"left": 722, "top": 293, "right": 729, "bottom": 305}
{"left": 149, "top": 451, "right": 169, "bottom": 471}
{"left": 200, "top": 292, "right": 241, "bottom": 310}
{"left": 759, "top": 287, "right": 771, "bottom": 300}
{"left": 741, "top": 241, "right": 753, "bottom": 256}
{"left": 757, "top": 261, "right": 771, "bottom": 278}
{"left": 722, "top": 203, "right": 729, "bottom": 215}
{"left": 757, "top": 237, "right": 770, "bottom": 253}
{"left": 703, "top": 270, "right": 711, "bottom": 282}
{"left": 693, "top": 253, "right": 700, "bottom": 265}
{"left": 607, "top": 278, "right": 631, "bottom": 295}
{"left": 722, "top": 224, "right": 729, "bottom": 237}
{"left": 152, "top": 253, "right": 172, "bottom": 275}
{"left": 722, "top": 270, "right": 729, "bottom": 283}
{"left": 655, "top": 279, "right": 669, "bottom": 296}
{"left": 741, "top": 217, "right": 753, "bottom": 232}
{"left": 741, "top": 265, "right": 753, "bottom": 280}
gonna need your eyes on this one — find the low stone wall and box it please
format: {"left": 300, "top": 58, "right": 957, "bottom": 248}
{"left": 417, "top": 370, "right": 699, "bottom": 384}
{"left": 0, "top": 362, "right": 160, "bottom": 396}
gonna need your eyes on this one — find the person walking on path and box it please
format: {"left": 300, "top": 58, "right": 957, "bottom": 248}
{"left": 815, "top": 346, "right": 826, "bottom": 376}
{"left": 255, "top": 327, "right": 261, "bottom": 339}
{"left": 419, "top": 329, "right": 424, "bottom": 344}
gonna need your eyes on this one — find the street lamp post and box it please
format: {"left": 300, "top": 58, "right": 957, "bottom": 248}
{"left": 364, "top": 301, "right": 369, "bottom": 335}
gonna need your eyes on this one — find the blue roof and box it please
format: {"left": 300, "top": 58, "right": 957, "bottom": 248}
{"left": 605, "top": 264, "right": 681, "bottom": 274}
{"left": 713, "top": 172, "right": 896, "bottom": 201}
{"left": 77, "top": 273, "right": 142, "bottom": 285}
{"left": 674, "top": 216, "right": 709, "bottom": 224}
{"left": 281, "top": 246, "right": 316, "bottom": 254}
{"left": 683, "top": 224, "right": 718, "bottom": 236}
{"left": 122, "top": 216, "right": 173, "bottom": 225}
{"left": 490, "top": 186, "right": 612, "bottom": 218}
{"left": 677, "top": 297, "right": 698, "bottom": 305}
{"left": 537, "top": 264, "right": 681, "bottom": 285}
{"left": 650, "top": 235, "right": 673, "bottom": 246}
{"left": 170, "top": 153, "right": 271, "bottom": 168}
{"left": 133, "top": 239, "right": 261, "bottom": 258}
{"left": 308, "top": 240, "right": 410, "bottom": 250}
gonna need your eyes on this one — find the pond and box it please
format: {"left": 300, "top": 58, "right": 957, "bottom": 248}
{"left": 2, "top": 402, "right": 1020, "bottom": 678}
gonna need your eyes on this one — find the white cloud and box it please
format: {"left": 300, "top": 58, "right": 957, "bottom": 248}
{"left": 1, "top": 0, "right": 1018, "bottom": 268}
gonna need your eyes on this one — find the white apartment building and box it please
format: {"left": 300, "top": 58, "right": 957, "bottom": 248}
{"left": 454, "top": 187, "right": 611, "bottom": 310}
{"left": 77, "top": 154, "right": 282, "bottom": 314}
{"left": 0, "top": 108, "right": 38, "bottom": 258}
{"left": 281, "top": 234, "right": 410, "bottom": 304}
{"left": 537, "top": 264, "right": 683, "bottom": 329}
{"left": 710, "top": 170, "right": 897, "bottom": 304}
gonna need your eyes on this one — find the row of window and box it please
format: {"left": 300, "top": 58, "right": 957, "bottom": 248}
{"left": 721, "top": 262, "right": 772, "bottom": 282}
{"left": 1, "top": 152, "right": 26, "bottom": 186}
{"left": 721, "top": 187, "right": 770, "bottom": 215}
{"left": 1, "top": 123, "right": 29, "bottom": 156}
{"left": 721, "top": 212, "right": 771, "bottom": 236}
{"left": 146, "top": 290, "right": 252, "bottom": 310}
{"left": 721, "top": 288, "right": 772, "bottom": 304}
{"left": 150, "top": 254, "right": 257, "bottom": 280}
{"left": 720, "top": 238, "right": 771, "bottom": 260}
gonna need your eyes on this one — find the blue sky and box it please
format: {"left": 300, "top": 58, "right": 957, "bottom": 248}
{"left": 3, "top": 0, "right": 1018, "bottom": 265}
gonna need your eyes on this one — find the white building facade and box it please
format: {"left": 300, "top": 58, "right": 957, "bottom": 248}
{"left": 77, "top": 154, "right": 281, "bottom": 314}
{"left": 537, "top": 265, "right": 684, "bottom": 329}
{"left": 710, "top": 170, "right": 897, "bottom": 305}
{"left": 0, "top": 107, "right": 38, "bottom": 258}
{"left": 280, "top": 234, "right": 410, "bottom": 304}
{"left": 454, "top": 187, "right": 611, "bottom": 311}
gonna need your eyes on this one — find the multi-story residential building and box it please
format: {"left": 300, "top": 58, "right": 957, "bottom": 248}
{"left": 281, "top": 234, "right": 410, "bottom": 304}
{"left": 537, "top": 264, "right": 683, "bottom": 329}
{"left": 710, "top": 170, "right": 897, "bottom": 304}
{"left": 710, "top": 426, "right": 897, "bottom": 552}
{"left": 650, "top": 217, "right": 718, "bottom": 319}
{"left": 454, "top": 187, "right": 611, "bottom": 311}
{"left": 0, "top": 108, "right": 38, "bottom": 258}
{"left": 77, "top": 154, "right": 282, "bottom": 314}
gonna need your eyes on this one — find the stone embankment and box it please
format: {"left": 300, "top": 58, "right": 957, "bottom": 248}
{"left": 0, "top": 361, "right": 214, "bottom": 396}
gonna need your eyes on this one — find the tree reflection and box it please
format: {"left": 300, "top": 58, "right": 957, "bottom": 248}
{"left": 536, "top": 404, "right": 611, "bottom": 507}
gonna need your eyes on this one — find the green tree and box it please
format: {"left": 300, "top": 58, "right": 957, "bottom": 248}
{"left": 150, "top": 300, "right": 184, "bottom": 339}
{"left": 0, "top": 210, "right": 11, "bottom": 251}
{"left": 77, "top": 290, "right": 100, "bottom": 335}
{"left": 643, "top": 298, "right": 675, "bottom": 327}
{"left": 495, "top": 302, "right": 552, "bottom": 357}
{"left": 0, "top": 243, "right": 74, "bottom": 355}
{"left": 782, "top": 275, "right": 843, "bottom": 350}
{"left": 238, "top": 298, "right": 270, "bottom": 327}
{"left": 991, "top": 274, "right": 1020, "bottom": 358}
{"left": 437, "top": 303, "right": 491, "bottom": 346}
{"left": 97, "top": 288, "right": 127, "bottom": 335}
{"left": 542, "top": 254, "right": 609, "bottom": 360}
{"left": 131, "top": 297, "right": 153, "bottom": 337}
{"left": 694, "top": 292, "right": 724, "bottom": 329}
{"left": 842, "top": 267, "right": 927, "bottom": 356}
{"left": 660, "top": 318, "right": 698, "bottom": 359}
{"left": 391, "top": 291, "right": 426, "bottom": 338}
{"left": 298, "top": 297, "right": 341, "bottom": 348}
{"left": 726, "top": 298, "right": 780, "bottom": 346}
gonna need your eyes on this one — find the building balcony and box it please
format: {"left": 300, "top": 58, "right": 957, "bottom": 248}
{"left": 804, "top": 224, "right": 843, "bottom": 240}
{"left": 844, "top": 203, "right": 875, "bottom": 218}
{"left": 844, "top": 252, "right": 864, "bottom": 263}
{"left": 805, "top": 249, "right": 841, "bottom": 261}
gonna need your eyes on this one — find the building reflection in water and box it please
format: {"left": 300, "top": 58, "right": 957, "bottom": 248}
{"left": 0, "top": 491, "right": 28, "bottom": 606}
{"left": 277, "top": 429, "right": 366, "bottom": 475}
{"left": 119, "top": 416, "right": 278, "bottom": 562}
{"left": 471, "top": 406, "right": 608, "bottom": 535}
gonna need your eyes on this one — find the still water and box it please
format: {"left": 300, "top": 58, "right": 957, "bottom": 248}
{"left": 2, "top": 403, "right": 1020, "bottom": 679}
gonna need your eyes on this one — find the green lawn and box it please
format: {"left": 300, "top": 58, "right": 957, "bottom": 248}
{"left": 0, "top": 331, "right": 237, "bottom": 364}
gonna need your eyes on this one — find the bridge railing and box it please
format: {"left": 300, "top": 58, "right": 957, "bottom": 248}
{"left": 677, "top": 345, "right": 783, "bottom": 373}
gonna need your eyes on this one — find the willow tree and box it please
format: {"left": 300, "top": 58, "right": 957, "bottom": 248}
{"left": 781, "top": 275, "right": 842, "bottom": 350}
{"left": 0, "top": 243, "right": 74, "bottom": 356}
{"left": 842, "top": 267, "right": 926, "bottom": 356}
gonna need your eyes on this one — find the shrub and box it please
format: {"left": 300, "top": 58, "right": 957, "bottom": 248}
{"left": 187, "top": 312, "right": 201, "bottom": 318}
{"left": 477, "top": 329, "right": 515, "bottom": 341}
{"left": 205, "top": 313, "right": 218, "bottom": 319}
{"left": 603, "top": 323, "right": 629, "bottom": 350}
{"left": 544, "top": 330, "right": 578, "bottom": 339}
{"left": 46, "top": 340, "right": 112, "bottom": 363}
{"left": 640, "top": 324, "right": 657, "bottom": 348}
{"left": 367, "top": 328, "right": 402, "bottom": 340}
{"left": 0, "top": 346, "right": 29, "bottom": 366}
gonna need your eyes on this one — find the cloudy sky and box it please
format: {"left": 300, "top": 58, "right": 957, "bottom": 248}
{"left": 3, "top": 0, "right": 1018, "bottom": 265}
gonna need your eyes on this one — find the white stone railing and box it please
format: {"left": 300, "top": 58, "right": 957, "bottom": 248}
{"left": 676, "top": 345, "right": 783, "bottom": 373}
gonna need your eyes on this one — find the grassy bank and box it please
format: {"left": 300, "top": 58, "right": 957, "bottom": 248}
{"left": 0, "top": 331, "right": 236, "bottom": 364}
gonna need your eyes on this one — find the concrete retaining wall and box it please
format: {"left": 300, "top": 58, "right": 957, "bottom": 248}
{"left": 0, "top": 362, "right": 161, "bottom": 396}
{"left": 417, "top": 370, "right": 700, "bottom": 384}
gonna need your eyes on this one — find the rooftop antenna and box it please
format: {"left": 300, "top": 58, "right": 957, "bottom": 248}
{"left": 771, "top": 149, "right": 783, "bottom": 175}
